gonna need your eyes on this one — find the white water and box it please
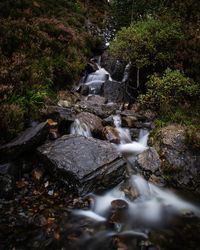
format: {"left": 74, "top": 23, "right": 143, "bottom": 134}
{"left": 73, "top": 114, "right": 200, "bottom": 229}
{"left": 83, "top": 60, "right": 113, "bottom": 95}
{"left": 70, "top": 119, "right": 91, "bottom": 138}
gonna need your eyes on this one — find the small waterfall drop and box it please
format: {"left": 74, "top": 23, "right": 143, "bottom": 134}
{"left": 70, "top": 119, "right": 91, "bottom": 137}
{"left": 83, "top": 57, "right": 112, "bottom": 95}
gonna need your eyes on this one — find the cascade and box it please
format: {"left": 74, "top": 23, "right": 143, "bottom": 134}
{"left": 71, "top": 58, "right": 200, "bottom": 249}
{"left": 70, "top": 119, "right": 92, "bottom": 137}
{"left": 73, "top": 115, "right": 200, "bottom": 237}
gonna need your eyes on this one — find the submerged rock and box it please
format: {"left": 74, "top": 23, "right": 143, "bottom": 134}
{"left": 37, "top": 135, "right": 126, "bottom": 195}
{"left": 0, "top": 122, "right": 49, "bottom": 163}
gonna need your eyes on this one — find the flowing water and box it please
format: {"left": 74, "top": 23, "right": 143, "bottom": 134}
{"left": 70, "top": 60, "right": 200, "bottom": 249}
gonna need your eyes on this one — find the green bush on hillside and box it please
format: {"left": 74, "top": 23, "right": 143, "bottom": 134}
{"left": 138, "top": 68, "right": 200, "bottom": 111}
{"left": 109, "top": 18, "right": 184, "bottom": 70}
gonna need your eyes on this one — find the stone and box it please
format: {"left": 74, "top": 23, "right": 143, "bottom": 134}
{"left": 75, "top": 112, "right": 104, "bottom": 139}
{"left": 103, "top": 126, "right": 120, "bottom": 143}
{"left": 121, "top": 116, "right": 138, "bottom": 128}
{"left": 37, "top": 135, "right": 126, "bottom": 195}
{"left": 103, "top": 80, "right": 123, "bottom": 103}
{"left": 0, "top": 174, "right": 14, "bottom": 199}
{"left": 75, "top": 100, "right": 119, "bottom": 118}
{"left": 85, "top": 95, "right": 106, "bottom": 105}
{"left": 0, "top": 122, "right": 49, "bottom": 163}
{"left": 153, "top": 125, "right": 200, "bottom": 192}
{"left": 0, "top": 162, "right": 17, "bottom": 177}
{"left": 136, "top": 147, "right": 161, "bottom": 174}
{"left": 41, "top": 106, "right": 76, "bottom": 135}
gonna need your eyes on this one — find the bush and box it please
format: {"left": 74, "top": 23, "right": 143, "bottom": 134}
{"left": 138, "top": 68, "right": 200, "bottom": 111}
{"left": 109, "top": 18, "right": 184, "bottom": 70}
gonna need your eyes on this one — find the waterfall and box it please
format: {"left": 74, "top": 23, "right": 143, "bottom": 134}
{"left": 73, "top": 114, "right": 200, "bottom": 229}
{"left": 70, "top": 119, "right": 91, "bottom": 137}
{"left": 83, "top": 57, "right": 112, "bottom": 95}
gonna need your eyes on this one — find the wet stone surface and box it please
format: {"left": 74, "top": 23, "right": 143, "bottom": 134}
{"left": 37, "top": 135, "right": 126, "bottom": 195}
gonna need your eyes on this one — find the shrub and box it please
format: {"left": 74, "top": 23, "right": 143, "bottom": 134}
{"left": 138, "top": 68, "right": 200, "bottom": 111}
{"left": 109, "top": 18, "right": 184, "bottom": 70}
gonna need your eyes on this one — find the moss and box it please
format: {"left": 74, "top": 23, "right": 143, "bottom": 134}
{"left": 185, "top": 126, "right": 200, "bottom": 152}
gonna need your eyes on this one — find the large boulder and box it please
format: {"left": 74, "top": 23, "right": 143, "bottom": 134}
{"left": 153, "top": 125, "right": 200, "bottom": 192}
{"left": 37, "top": 135, "right": 126, "bottom": 195}
{"left": 0, "top": 122, "right": 49, "bottom": 163}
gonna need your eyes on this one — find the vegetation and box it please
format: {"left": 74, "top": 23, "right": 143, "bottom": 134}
{"left": 0, "top": 0, "right": 108, "bottom": 142}
{"left": 109, "top": 0, "right": 200, "bottom": 145}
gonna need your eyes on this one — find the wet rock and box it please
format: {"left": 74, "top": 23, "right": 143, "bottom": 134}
{"left": 0, "top": 174, "right": 14, "bottom": 199}
{"left": 110, "top": 199, "right": 129, "bottom": 223}
{"left": 121, "top": 116, "right": 138, "bottom": 128}
{"left": 129, "top": 128, "right": 140, "bottom": 141}
{"left": 76, "top": 112, "right": 104, "bottom": 139}
{"left": 153, "top": 125, "right": 200, "bottom": 192}
{"left": 58, "top": 90, "right": 80, "bottom": 105}
{"left": 0, "top": 122, "right": 49, "bottom": 163}
{"left": 103, "top": 126, "right": 120, "bottom": 143}
{"left": 37, "top": 135, "right": 126, "bottom": 195}
{"left": 75, "top": 100, "right": 119, "bottom": 118}
{"left": 103, "top": 115, "right": 115, "bottom": 126}
{"left": 41, "top": 106, "right": 76, "bottom": 135}
{"left": 103, "top": 80, "right": 123, "bottom": 102}
{"left": 85, "top": 95, "right": 106, "bottom": 105}
{"left": 80, "top": 84, "right": 89, "bottom": 95}
{"left": 0, "top": 162, "right": 17, "bottom": 177}
{"left": 136, "top": 147, "right": 161, "bottom": 174}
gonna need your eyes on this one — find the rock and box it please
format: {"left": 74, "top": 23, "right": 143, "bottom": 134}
{"left": 75, "top": 100, "right": 119, "bottom": 118}
{"left": 129, "top": 128, "right": 140, "bottom": 141}
{"left": 85, "top": 95, "right": 106, "bottom": 105}
{"left": 37, "top": 135, "right": 126, "bottom": 195}
{"left": 121, "top": 116, "right": 138, "bottom": 128}
{"left": 136, "top": 147, "right": 161, "bottom": 174}
{"left": 103, "top": 126, "right": 120, "bottom": 143}
{"left": 0, "top": 162, "right": 17, "bottom": 177}
{"left": 103, "top": 80, "right": 123, "bottom": 102}
{"left": 103, "top": 115, "right": 115, "bottom": 126}
{"left": 0, "top": 174, "right": 14, "bottom": 199}
{"left": 80, "top": 84, "right": 89, "bottom": 96}
{"left": 153, "top": 125, "right": 200, "bottom": 192}
{"left": 58, "top": 90, "right": 80, "bottom": 104}
{"left": 75, "top": 112, "right": 104, "bottom": 139}
{"left": 0, "top": 122, "right": 49, "bottom": 163}
{"left": 41, "top": 106, "right": 76, "bottom": 135}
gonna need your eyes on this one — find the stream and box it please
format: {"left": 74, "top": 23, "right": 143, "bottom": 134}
{"left": 69, "top": 60, "right": 200, "bottom": 250}
{"left": 1, "top": 58, "right": 200, "bottom": 250}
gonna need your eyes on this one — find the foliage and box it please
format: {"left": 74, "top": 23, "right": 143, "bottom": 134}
{"left": 185, "top": 126, "right": 200, "bottom": 151}
{"left": 138, "top": 69, "right": 200, "bottom": 111}
{"left": 0, "top": 0, "right": 108, "bottom": 141}
{"left": 109, "top": 18, "right": 184, "bottom": 70}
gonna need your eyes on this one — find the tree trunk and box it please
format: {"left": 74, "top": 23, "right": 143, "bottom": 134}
{"left": 136, "top": 67, "right": 140, "bottom": 88}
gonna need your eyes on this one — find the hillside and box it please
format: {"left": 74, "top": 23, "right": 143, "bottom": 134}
{"left": 0, "top": 0, "right": 108, "bottom": 142}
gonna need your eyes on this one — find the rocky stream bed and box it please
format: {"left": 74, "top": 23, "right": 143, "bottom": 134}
{"left": 1, "top": 61, "right": 200, "bottom": 250}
